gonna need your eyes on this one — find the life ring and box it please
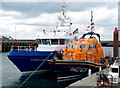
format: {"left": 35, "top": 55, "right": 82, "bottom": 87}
{"left": 99, "top": 75, "right": 109, "bottom": 87}
{"left": 59, "top": 49, "right": 64, "bottom": 53}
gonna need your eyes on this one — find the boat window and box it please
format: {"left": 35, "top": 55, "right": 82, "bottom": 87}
{"left": 88, "top": 44, "right": 92, "bottom": 50}
{"left": 89, "top": 37, "right": 93, "bottom": 40}
{"left": 79, "top": 44, "right": 86, "bottom": 49}
{"left": 65, "top": 39, "right": 69, "bottom": 44}
{"left": 88, "top": 44, "right": 96, "bottom": 50}
{"left": 91, "top": 44, "right": 94, "bottom": 48}
{"left": 60, "top": 39, "right": 65, "bottom": 45}
{"left": 36, "top": 39, "right": 42, "bottom": 44}
{"left": 92, "top": 44, "right": 96, "bottom": 49}
{"left": 112, "top": 68, "right": 118, "bottom": 73}
{"left": 51, "top": 39, "right": 58, "bottom": 45}
{"left": 66, "top": 44, "right": 71, "bottom": 49}
{"left": 71, "top": 44, "right": 78, "bottom": 49}
{"left": 42, "top": 39, "right": 50, "bottom": 45}
{"left": 94, "top": 44, "right": 96, "bottom": 48}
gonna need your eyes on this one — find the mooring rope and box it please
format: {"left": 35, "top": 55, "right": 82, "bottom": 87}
{"left": 18, "top": 53, "right": 53, "bottom": 88}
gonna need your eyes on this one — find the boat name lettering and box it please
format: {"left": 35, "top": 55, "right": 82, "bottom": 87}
{"left": 31, "top": 59, "right": 44, "bottom": 61}
{"left": 70, "top": 67, "right": 87, "bottom": 73}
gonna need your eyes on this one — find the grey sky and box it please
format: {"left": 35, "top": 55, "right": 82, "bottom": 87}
{"left": 0, "top": 1, "right": 118, "bottom": 40}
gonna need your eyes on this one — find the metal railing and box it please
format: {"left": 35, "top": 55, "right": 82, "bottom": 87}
{"left": 11, "top": 46, "right": 37, "bottom": 51}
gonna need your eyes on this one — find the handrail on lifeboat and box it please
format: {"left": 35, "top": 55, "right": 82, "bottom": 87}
{"left": 81, "top": 31, "right": 100, "bottom": 42}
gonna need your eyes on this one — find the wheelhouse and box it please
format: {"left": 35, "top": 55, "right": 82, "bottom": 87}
{"left": 36, "top": 39, "right": 70, "bottom": 45}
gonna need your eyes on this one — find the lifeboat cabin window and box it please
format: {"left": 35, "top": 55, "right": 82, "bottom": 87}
{"left": 51, "top": 39, "right": 58, "bottom": 45}
{"left": 88, "top": 44, "right": 96, "bottom": 50}
{"left": 71, "top": 44, "right": 78, "bottom": 49}
{"left": 60, "top": 39, "right": 65, "bottom": 45}
{"left": 66, "top": 44, "right": 71, "bottom": 49}
{"left": 79, "top": 44, "right": 86, "bottom": 49}
{"left": 42, "top": 39, "right": 50, "bottom": 45}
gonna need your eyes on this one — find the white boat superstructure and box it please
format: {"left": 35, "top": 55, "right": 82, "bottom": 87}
{"left": 36, "top": 31, "right": 74, "bottom": 51}
{"left": 108, "top": 60, "right": 119, "bottom": 83}
{"left": 36, "top": 2, "right": 76, "bottom": 52}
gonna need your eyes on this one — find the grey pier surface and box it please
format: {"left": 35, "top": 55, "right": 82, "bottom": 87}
{"left": 67, "top": 69, "right": 120, "bottom": 88}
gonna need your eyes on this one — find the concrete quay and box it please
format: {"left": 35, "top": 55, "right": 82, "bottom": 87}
{"left": 67, "top": 69, "right": 120, "bottom": 88}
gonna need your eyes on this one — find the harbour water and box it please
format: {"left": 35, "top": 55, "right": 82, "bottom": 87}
{"left": 1, "top": 53, "right": 85, "bottom": 88}
{"left": 1, "top": 47, "right": 120, "bottom": 88}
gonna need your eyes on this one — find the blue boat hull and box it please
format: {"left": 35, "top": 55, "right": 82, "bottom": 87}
{"left": 7, "top": 51, "right": 60, "bottom": 72}
{"left": 48, "top": 60, "right": 106, "bottom": 79}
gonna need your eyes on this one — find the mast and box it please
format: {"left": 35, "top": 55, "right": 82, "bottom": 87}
{"left": 90, "top": 10, "right": 94, "bottom": 34}
{"left": 62, "top": 2, "right": 66, "bottom": 18}
{"left": 56, "top": 2, "right": 72, "bottom": 34}
{"left": 82, "top": 10, "right": 101, "bottom": 42}
{"left": 91, "top": 10, "right": 93, "bottom": 32}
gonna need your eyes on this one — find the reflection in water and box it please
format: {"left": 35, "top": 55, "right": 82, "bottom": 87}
{"left": 17, "top": 70, "right": 83, "bottom": 88}
{"left": 18, "top": 70, "right": 57, "bottom": 88}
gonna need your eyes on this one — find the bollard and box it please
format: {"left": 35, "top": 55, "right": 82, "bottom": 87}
{"left": 88, "top": 68, "right": 91, "bottom": 76}
{"left": 99, "top": 67, "right": 101, "bottom": 72}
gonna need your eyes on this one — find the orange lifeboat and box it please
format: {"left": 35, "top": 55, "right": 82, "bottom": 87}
{"left": 63, "top": 35, "right": 103, "bottom": 64}
{"left": 48, "top": 10, "right": 106, "bottom": 79}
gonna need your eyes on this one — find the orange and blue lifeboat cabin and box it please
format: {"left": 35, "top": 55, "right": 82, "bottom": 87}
{"left": 48, "top": 32, "right": 106, "bottom": 79}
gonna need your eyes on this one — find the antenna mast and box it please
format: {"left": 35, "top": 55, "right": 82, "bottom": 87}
{"left": 91, "top": 10, "right": 93, "bottom": 32}
{"left": 56, "top": 1, "right": 72, "bottom": 34}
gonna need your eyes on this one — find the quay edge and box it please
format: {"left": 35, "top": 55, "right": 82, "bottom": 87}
{"left": 66, "top": 68, "right": 120, "bottom": 88}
